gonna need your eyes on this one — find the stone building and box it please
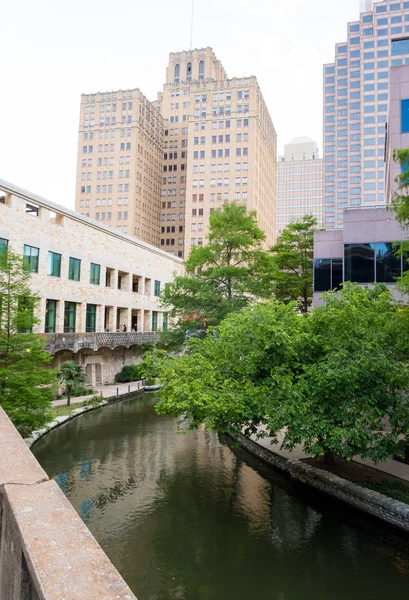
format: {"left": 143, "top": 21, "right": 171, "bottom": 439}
{"left": 276, "top": 137, "right": 323, "bottom": 236}
{"left": 0, "top": 179, "right": 184, "bottom": 385}
{"left": 75, "top": 47, "right": 277, "bottom": 258}
{"left": 75, "top": 89, "right": 164, "bottom": 246}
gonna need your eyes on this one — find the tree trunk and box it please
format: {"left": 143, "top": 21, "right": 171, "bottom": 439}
{"left": 324, "top": 450, "right": 336, "bottom": 465}
{"left": 67, "top": 392, "right": 71, "bottom": 408}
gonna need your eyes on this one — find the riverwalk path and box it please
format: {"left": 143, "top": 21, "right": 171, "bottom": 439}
{"left": 52, "top": 381, "right": 145, "bottom": 407}
{"left": 252, "top": 427, "right": 409, "bottom": 483}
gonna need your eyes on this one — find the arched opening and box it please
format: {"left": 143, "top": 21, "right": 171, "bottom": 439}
{"left": 174, "top": 64, "right": 180, "bottom": 83}
{"left": 186, "top": 62, "right": 192, "bottom": 82}
{"left": 199, "top": 60, "right": 205, "bottom": 80}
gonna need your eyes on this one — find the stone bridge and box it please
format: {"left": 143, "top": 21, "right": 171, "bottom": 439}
{"left": 41, "top": 332, "right": 159, "bottom": 355}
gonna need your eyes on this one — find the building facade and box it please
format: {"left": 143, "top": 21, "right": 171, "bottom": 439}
{"left": 276, "top": 137, "right": 323, "bottom": 236}
{"left": 323, "top": 0, "right": 409, "bottom": 229}
{"left": 158, "top": 48, "right": 277, "bottom": 255}
{"left": 313, "top": 207, "right": 408, "bottom": 306}
{"left": 75, "top": 89, "right": 164, "bottom": 246}
{"left": 0, "top": 180, "right": 184, "bottom": 384}
{"left": 75, "top": 48, "right": 277, "bottom": 259}
{"left": 385, "top": 64, "right": 409, "bottom": 201}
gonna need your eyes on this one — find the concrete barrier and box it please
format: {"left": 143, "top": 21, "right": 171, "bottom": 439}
{"left": 232, "top": 432, "right": 409, "bottom": 535}
{"left": 0, "top": 407, "right": 136, "bottom": 599}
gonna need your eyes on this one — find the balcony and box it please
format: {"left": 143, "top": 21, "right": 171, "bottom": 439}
{"left": 41, "top": 331, "right": 159, "bottom": 355}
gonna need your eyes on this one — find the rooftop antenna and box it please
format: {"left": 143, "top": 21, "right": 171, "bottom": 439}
{"left": 190, "top": 0, "right": 194, "bottom": 50}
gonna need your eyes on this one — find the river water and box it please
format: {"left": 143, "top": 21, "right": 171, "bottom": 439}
{"left": 33, "top": 395, "right": 409, "bottom": 600}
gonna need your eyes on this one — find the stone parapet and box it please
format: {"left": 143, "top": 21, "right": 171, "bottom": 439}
{"left": 0, "top": 407, "right": 136, "bottom": 599}
{"left": 41, "top": 331, "right": 159, "bottom": 355}
{"left": 233, "top": 432, "right": 409, "bottom": 535}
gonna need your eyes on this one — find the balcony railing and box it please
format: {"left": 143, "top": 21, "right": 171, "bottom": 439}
{"left": 41, "top": 331, "right": 159, "bottom": 355}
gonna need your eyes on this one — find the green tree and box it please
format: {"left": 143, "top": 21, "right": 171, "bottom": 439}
{"left": 275, "top": 283, "right": 409, "bottom": 464}
{"left": 157, "top": 284, "right": 409, "bottom": 465}
{"left": 58, "top": 361, "right": 86, "bottom": 407}
{"left": 389, "top": 149, "right": 409, "bottom": 296}
{"left": 270, "top": 215, "right": 316, "bottom": 313}
{"left": 0, "top": 249, "right": 54, "bottom": 436}
{"left": 161, "top": 203, "right": 275, "bottom": 334}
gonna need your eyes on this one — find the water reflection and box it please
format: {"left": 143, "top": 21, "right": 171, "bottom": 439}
{"left": 33, "top": 395, "right": 409, "bottom": 600}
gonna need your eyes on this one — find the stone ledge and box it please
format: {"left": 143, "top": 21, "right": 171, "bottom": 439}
{"left": 232, "top": 432, "right": 409, "bottom": 534}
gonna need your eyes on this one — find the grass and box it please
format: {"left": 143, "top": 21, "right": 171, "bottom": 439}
{"left": 49, "top": 397, "right": 102, "bottom": 420}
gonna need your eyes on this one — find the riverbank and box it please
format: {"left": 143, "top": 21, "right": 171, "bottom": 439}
{"left": 52, "top": 380, "right": 145, "bottom": 407}
{"left": 232, "top": 431, "right": 409, "bottom": 534}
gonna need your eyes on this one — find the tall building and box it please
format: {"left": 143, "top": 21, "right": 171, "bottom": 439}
{"left": 75, "top": 48, "right": 277, "bottom": 257}
{"left": 157, "top": 48, "right": 277, "bottom": 256}
{"left": 323, "top": 0, "right": 409, "bottom": 229}
{"left": 276, "top": 137, "right": 323, "bottom": 236}
{"left": 75, "top": 89, "right": 164, "bottom": 246}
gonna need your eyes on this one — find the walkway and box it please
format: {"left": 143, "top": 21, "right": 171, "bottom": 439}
{"left": 251, "top": 427, "right": 409, "bottom": 483}
{"left": 52, "top": 381, "right": 144, "bottom": 407}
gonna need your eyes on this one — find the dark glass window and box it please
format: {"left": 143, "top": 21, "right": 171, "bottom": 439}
{"left": 152, "top": 311, "right": 158, "bottom": 332}
{"left": 0, "top": 238, "right": 8, "bottom": 257}
{"left": 154, "top": 280, "right": 161, "bottom": 296}
{"left": 23, "top": 245, "right": 39, "bottom": 273}
{"left": 345, "top": 243, "right": 375, "bottom": 283}
{"left": 314, "top": 259, "right": 343, "bottom": 292}
{"left": 86, "top": 304, "right": 97, "bottom": 333}
{"left": 314, "top": 259, "right": 331, "bottom": 292}
{"left": 48, "top": 251, "right": 61, "bottom": 277}
{"left": 163, "top": 312, "right": 168, "bottom": 332}
{"left": 375, "top": 243, "right": 401, "bottom": 282}
{"left": 90, "top": 262, "right": 101, "bottom": 285}
{"left": 64, "top": 302, "right": 76, "bottom": 333}
{"left": 68, "top": 257, "right": 81, "bottom": 281}
{"left": 45, "top": 299, "right": 57, "bottom": 333}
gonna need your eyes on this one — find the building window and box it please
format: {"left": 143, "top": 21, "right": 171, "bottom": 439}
{"left": 186, "top": 62, "right": 192, "bottom": 81}
{"left": 163, "top": 312, "right": 168, "bottom": 331}
{"left": 375, "top": 243, "right": 402, "bottom": 282}
{"left": 314, "top": 259, "right": 343, "bottom": 292}
{"left": 23, "top": 245, "right": 39, "bottom": 273}
{"left": 402, "top": 99, "right": 409, "bottom": 133}
{"left": 154, "top": 280, "right": 161, "bottom": 297}
{"left": 199, "top": 60, "right": 205, "bottom": 80}
{"left": 44, "top": 299, "right": 57, "bottom": 333}
{"left": 90, "top": 262, "right": 101, "bottom": 285}
{"left": 344, "top": 243, "right": 374, "bottom": 283}
{"left": 18, "top": 297, "right": 34, "bottom": 333}
{"left": 68, "top": 257, "right": 81, "bottom": 281}
{"left": 47, "top": 251, "right": 61, "bottom": 277}
{"left": 86, "top": 304, "right": 97, "bottom": 333}
{"left": 152, "top": 311, "right": 158, "bottom": 332}
{"left": 64, "top": 302, "right": 76, "bottom": 333}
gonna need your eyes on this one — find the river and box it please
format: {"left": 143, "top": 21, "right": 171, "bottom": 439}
{"left": 33, "top": 394, "right": 409, "bottom": 600}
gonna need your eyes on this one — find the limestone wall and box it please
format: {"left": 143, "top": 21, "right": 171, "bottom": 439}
{"left": 0, "top": 406, "right": 136, "bottom": 599}
{"left": 234, "top": 432, "right": 409, "bottom": 534}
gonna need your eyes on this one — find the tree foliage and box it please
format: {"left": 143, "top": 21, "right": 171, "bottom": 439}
{"left": 0, "top": 249, "right": 54, "bottom": 436}
{"left": 270, "top": 215, "right": 316, "bottom": 313}
{"left": 58, "top": 360, "right": 86, "bottom": 407}
{"left": 390, "top": 149, "right": 409, "bottom": 226}
{"left": 161, "top": 203, "right": 275, "bottom": 332}
{"left": 156, "top": 283, "right": 409, "bottom": 464}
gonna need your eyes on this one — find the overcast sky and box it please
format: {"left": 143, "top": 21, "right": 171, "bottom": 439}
{"left": 2, "top": 0, "right": 364, "bottom": 209}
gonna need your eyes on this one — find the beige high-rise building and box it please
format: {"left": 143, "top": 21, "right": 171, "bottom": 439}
{"left": 75, "top": 89, "right": 163, "bottom": 246}
{"left": 276, "top": 137, "right": 323, "bottom": 236}
{"left": 75, "top": 48, "right": 277, "bottom": 257}
{"left": 157, "top": 48, "right": 277, "bottom": 256}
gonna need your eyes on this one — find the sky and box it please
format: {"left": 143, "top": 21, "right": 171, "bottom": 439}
{"left": 1, "top": 0, "right": 364, "bottom": 209}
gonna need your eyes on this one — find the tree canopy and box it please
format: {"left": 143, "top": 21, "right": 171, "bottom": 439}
{"left": 156, "top": 283, "right": 409, "bottom": 464}
{"left": 161, "top": 203, "right": 275, "bottom": 334}
{"left": 0, "top": 249, "right": 54, "bottom": 435}
{"left": 270, "top": 215, "right": 316, "bottom": 313}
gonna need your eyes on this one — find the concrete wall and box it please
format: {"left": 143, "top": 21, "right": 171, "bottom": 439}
{"left": 0, "top": 407, "right": 136, "bottom": 599}
{"left": 234, "top": 433, "right": 409, "bottom": 535}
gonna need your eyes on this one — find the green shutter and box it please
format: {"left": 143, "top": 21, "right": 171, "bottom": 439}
{"left": 86, "top": 304, "right": 97, "bottom": 332}
{"left": 64, "top": 302, "right": 76, "bottom": 332}
{"left": 45, "top": 299, "right": 57, "bottom": 333}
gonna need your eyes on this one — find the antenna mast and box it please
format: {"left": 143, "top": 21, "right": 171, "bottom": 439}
{"left": 190, "top": 0, "right": 194, "bottom": 50}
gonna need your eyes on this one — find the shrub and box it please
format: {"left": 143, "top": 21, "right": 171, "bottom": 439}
{"left": 114, "top": 364, "right": 143, "bottom": 383}
{"left": 82, "top": 395, "right": 103, "bottom": 408}
{"left": 71, "top": 385, "right": 95, "bottom": 397}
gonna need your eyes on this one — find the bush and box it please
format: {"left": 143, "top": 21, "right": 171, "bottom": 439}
{"left": 114, "top": 364, "right": 143, "bottom": 383}
{"left": 71, "top": 385, "right": 95, "bottom": 397}
{"left": 82, "top": 395, "right": 103, "bottom": 408}
{"left": 145, "top": 377, "right": 156, "bottom": 386}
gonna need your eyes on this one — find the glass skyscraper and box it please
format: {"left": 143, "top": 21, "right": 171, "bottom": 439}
{"left": 323, "top": 0, "right": 409, "bottom": 228}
